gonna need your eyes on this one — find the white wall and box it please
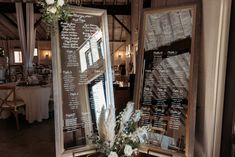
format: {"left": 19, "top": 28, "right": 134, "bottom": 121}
{"left": 195, "top": 0, "right": 231, "bottom": 156}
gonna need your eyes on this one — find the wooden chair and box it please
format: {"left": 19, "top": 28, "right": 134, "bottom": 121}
{"left": 0, "top": 85, "right": 25, "bottom": 130}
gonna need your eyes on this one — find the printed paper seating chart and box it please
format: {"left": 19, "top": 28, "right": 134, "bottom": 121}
{"left": 144, "top": 9, "right": 192, "bottom": 51}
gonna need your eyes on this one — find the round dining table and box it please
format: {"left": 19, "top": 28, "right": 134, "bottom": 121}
{"left": 0, "top": 83, "right": 52, "bottom": 123}
{"left": 16, "top": 85, "right": 51, "bottom": 123}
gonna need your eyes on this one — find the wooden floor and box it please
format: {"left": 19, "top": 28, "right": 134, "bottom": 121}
{"left": 0, "top": 115, "right": 55, "bottom": 157}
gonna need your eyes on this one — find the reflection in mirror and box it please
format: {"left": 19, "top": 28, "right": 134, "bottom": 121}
{"left": 136, "top": 5, "right": 197, "bottom": 156}
{"left": 77, "top": 29, "right": 107, "bottom": 134}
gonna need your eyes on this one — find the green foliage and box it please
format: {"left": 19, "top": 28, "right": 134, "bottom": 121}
{"left": 38, "top": 0, "right": 71, "bottom": 31}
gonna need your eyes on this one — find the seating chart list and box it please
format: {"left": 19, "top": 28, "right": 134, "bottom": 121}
{"left": 59, "top": 11, "right": 100, "bottom": 149}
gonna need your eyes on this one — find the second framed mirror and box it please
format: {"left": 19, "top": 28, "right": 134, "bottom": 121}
{"left": 134, "top": 4, "right": 198, "bottom": 157}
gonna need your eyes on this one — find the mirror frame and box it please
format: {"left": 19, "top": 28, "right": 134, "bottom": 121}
{"left": 133, "top": 4, "right": 198, "bottom": 157}
{"left": 51, "top": 6, "right": 114, "bottom": 157}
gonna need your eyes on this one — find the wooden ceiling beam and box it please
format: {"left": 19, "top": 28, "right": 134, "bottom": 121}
{"left": 39, "top": 23, "right": 47, "bottom": 34}
{"left": 0, "top": 0, "right": 36, "bottom": 2}
{"left": 35, "top": 26, "right": 44, "bottom": 40}
{"left": 2, "top": 13, "right": 17, "bottom": 28}
{"left": 111, "top": 15, "right": 131, "bottom": 34}
{"left": 0, "top": 3, "right": 131, "bottom": 15}
{"left": 0, "top": 23, "right": 16, "bottom": 39}
{"left": 34, "top": 16, "right": 42, "bottom": 29}
{"left": 119, "top": 19, "right": 124, "bottom": 41}
{"left": 0, "top": 3, "right": 41, "bottom": 13}
{"left": 38, "top": 23, "right": 50, "bottom": 40}
{"left": 0, "top": 14, "right": 18, "bottom": 37}
{"left": 71, "top": 4, "right": 131, "bottom": 15}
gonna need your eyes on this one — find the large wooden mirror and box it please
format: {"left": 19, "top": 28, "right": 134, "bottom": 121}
{"left": 51, "top": 6, "right": 114, "bottom": 157}
{"left": 134, "top": 4, "right": 198, "bottom": 157}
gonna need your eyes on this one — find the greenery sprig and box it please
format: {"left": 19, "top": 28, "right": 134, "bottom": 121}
{"left": 38, "top": 0, "right": 70, "bottom": 31}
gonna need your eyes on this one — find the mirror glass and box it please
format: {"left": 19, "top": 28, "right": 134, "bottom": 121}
{"left": 52, "top": 6, "right": 114, "bottom": 155}
{"left": 139, "top": 7, "right": 195, "bottom": 154}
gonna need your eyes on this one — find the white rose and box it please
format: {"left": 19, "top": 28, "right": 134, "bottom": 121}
{"left": 57, "top": 0, "right": 64, "bottom": 6}
{"left": 47, "top": 6, "right": 57, "bottom": 14}
{"left": 124, "top": 144, "right": 133, "bottom": 156}
{"left": 45, "top": 0, "right": 54, "bottom": 5}
{"left": 108, "top": 151, "right": 118, "bottom": 157}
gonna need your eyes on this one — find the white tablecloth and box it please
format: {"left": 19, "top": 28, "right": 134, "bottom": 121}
{"left": 0, "top": 83, "right": 51, "bottom": 123}
{"left": 16, "top": 86, "right": 51, "bottom": 123}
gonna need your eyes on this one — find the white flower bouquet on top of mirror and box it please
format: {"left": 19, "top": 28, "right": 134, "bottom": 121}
{"left": 90, "top": 102, "right": 150, "bottom": 157}
{"left": 38, "top": 0, "right": 70, "bottom": 28}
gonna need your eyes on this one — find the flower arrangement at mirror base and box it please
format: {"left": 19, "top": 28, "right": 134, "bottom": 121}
{"left": 90, "top": 102, "right": 150, "bottom": 157}
{"left": 38, "top": 0, "right": 70, "bottom": 31}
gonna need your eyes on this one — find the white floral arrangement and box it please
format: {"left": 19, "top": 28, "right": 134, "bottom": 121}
{"left": 38, "top": 0, "right": 70, "bottom": 27}
{"left": 91, "top": 102, "right": 149, "bottom": 157}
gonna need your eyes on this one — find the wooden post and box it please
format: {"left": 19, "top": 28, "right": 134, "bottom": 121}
{"left": 131, "top": 0, "right": 143, "bottom": 74}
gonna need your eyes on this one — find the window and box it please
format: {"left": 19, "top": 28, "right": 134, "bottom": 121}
{"left": 85, "top": 49, "right": 93, "bottom": 66}
{"left": 97, "top": 39, "right": 103, "bottom": 58}
{"left": 34, "top": 48, "right": 38, "bottom": 56}
{"left": 91, "top": 80, "right": 106, "bottom": 124}
{"left": 0, "top": 47, "right": 4, "bottom": 56}
{"left": 14, "top": 50, "right": 23, "bottom": 64}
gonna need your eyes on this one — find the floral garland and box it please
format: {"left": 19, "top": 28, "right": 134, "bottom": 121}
{"left": 38, "top": 0, "right": 70, "bottom": 28}
{"left": 90, "top": 102, "right": 150, "bottom": 157}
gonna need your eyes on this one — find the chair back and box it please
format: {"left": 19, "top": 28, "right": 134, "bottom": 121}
{"left": 0, "top": 85, "right": 16, "bottom": 109}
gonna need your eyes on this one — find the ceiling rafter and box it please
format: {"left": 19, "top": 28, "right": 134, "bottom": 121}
{"left": 2, "top": 13, "right": 17, "bottom": 28}
{"left": 0, "top": 14, "right": 18, "bottom": 38}
{"left": 5, "top": 13, "right": 17, "bottom": 24}
{"left": 111, "top": 14, "right": 131, "bottom": 34}
{"left": 0, "top": 0, "right": 36, "bottom": 2}
{"left": 40, "top": 24, "right": 47, "bottom": 34}
{"left": 34, "top": 16, "right": 42, "bottom": 29}
{"left": 0, "top": 3, "right": 131, "bottom": 15}
{"left": 70, "top": 4, "right": 131, "bottom": 15}
{"left": 35, "top": 26, "right": 44, "bottom": 40}
{"left": 39, "top": 23, "right": 47, "bottom": 35}
{"left": 113, "top": 42, "right": 126, "bottom": 55}
{"left": 39, "top": 22, "right": 50, "bottom": 40}
{"left": 119, "top": 16, "right": 124, "bottom": 41}
{"left": 0, "top": 24, "right": 15, "bottom": 40}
